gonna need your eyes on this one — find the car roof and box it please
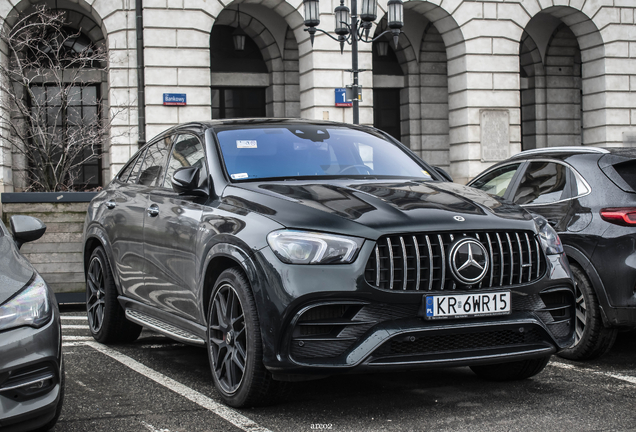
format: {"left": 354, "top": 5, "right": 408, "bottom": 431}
{"left": 508, "top": 146, "right": 636, "bottom": 161}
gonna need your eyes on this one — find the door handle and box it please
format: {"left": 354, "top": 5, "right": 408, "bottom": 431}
{"left": 147, "top": 204, "right": 159, "bottom": 217}
{"left": 105, "top": 200, "right": 116, "bottom": 209}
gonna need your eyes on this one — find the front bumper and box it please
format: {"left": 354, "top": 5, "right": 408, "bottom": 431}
{"left": 251, "top": 244, "right": 575, "bottom": 377}
{"left": 0, "top": 306, "right": 62, "bottom": 432}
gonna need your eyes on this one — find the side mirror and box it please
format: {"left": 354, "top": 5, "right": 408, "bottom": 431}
{"left": 433, "top": 166, "right": 453, "bottom": 182}
{"left": 171, "top": 166, "right": 208, "bottom": 196}
{"left": 10, "top": 215, "right": 46, "bottom": 250}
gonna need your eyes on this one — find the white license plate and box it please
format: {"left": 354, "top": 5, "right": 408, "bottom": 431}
{"left": 424, "top": 291, "right": 511, "bottom": 320}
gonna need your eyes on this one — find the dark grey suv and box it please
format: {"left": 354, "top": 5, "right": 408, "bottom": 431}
{"left": 83, "top": 119, "right": 575, "bottom": 407}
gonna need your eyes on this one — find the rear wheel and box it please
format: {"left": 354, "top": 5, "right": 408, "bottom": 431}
{"left": 86, "top": 246, "right": 142, "bottom": 343}
{"left": 470, "top": 356, "right": 550, "bottom": 381}
{"left": 207, "top": 267, "right": 287, "bottom": 407}
{"left": 558, "top": 264, "right": 618, "bottom": 361}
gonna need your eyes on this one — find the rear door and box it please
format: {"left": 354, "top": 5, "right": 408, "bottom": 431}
{"left": 142, "top": 132, "right": 207, "bottom": 321}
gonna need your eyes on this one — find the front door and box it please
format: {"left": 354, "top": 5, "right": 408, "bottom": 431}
{"left": 142, "top": 133, "right": 207, "bottom": 321}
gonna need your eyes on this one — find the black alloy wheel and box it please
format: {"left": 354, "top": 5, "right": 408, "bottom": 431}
{"left": 558, "top": 264, "right": 618, "bottom": 361}
{"left": 87, "top": 254, "right": 106, "bottom": 334}
{"left": 209, "top": 282, "right": 248, "bottom": 394}
{"left": 86, "top": 247, "right": 142, "bottom": 343}
{"left": 207, "top": 268, "right": 287, "bottom": 407}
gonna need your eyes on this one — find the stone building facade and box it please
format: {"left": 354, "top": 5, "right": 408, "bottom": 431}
{"left": 1, "top": 0, "right": 635, "bottom": 190}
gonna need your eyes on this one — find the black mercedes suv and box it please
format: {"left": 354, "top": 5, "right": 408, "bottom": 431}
{"left": 83, "top": 119, "right": 574, "bottom": 407}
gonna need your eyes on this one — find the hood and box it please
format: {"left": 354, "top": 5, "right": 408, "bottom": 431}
{"left": 0, "top": 235, "right": 35, "bottom": 305}
{"left": 221, "top": 180, "right": 536, "bottom": 239}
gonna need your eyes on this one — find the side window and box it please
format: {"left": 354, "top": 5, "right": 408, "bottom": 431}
{"left": 470, "top": 163, "right": 521, "bottom": 197}
{"left": 163, "top": 134, "right": 207, "bottom": 188}
{"left": 118, "top": 152, "right": 141, "bottom": 183}
{"left": 513, "top": 162, "right": 570, "bottom": 205}
{"left": 137, "top": 136, "right": 172, "bottom": 186}
{"left": 126, "top": 148, "right": 147, "bottom": 184}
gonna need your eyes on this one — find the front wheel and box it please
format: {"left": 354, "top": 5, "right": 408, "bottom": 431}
{"left": 207, "top": 268, "right": 286, "bottom": 407}
{"left": 558, "top": 264, "right": 618, "bottom": 361}
{"left": 470, "top": 356, "right": 551, "bottom": 381}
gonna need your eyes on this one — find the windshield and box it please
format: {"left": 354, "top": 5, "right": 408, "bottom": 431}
{"left": 215, "top": 125, "right": 434, "bottom": 182}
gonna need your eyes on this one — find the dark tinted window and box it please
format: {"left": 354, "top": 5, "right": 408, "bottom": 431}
{"left": 127, "top": 148, "right": 147, "bottom": 184}
{"left": 118, "top": 152, "right": 141, "bottom": 183}
{"left": 163, "top": 134, "right": 207, "bottom": 188}
{"left": 137, "top": 137, "right": 172, "bottom": 186}
{"left": 216, "top": 125, "right": 433, "bottom": 181}
{"left": 613, "top": 160, "right": 636, "bottom": 191}
{"left": 513, "top": 162, "right": 569, "bottom": 205}
{"left": 470, "top": 163, "right": 521, "bottom": 197}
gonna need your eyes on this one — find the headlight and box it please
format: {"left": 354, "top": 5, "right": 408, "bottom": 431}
{"left": 0, "top": 274, "right": 52, "bottom": 332}
{"left": 267, "top": 230, "right": 364, "bottom": 264}
{"left": 533, "top": 215, "right": 563, "bottom": 255}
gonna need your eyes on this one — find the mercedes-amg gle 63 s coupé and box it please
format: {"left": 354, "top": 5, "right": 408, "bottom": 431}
{"left": 83, "top": 119, "right": 575, "bottom": 407}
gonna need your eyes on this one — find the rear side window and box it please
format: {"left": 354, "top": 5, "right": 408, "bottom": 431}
{"left": 137, "top": 136, "right": 172, "bottom": 186}
{"left": 118, "top": 153, "right": 141, "bottom": 183}
{"left": 513, "top": 162, "right": 569, "bottom": 205}
{"left": 126, "top": 148, "right": 147, "bottom": 184}
{"left": 613, "top": 160, "right": 636, "bottom": 191}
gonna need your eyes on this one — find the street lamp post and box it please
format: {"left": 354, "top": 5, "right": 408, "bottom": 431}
{"left": 303, "top": 0, "right": 404, "bottom": 125}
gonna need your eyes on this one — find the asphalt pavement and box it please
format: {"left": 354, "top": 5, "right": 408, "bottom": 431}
{"left": 55, "top": 305, "right": 636, "bottom": 432}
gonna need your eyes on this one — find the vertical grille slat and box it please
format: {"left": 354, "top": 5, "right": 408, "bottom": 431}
{"left": 485, "top": 233, "right": 494, "bottom": 287}
{"left": 366, "top": 231, "right": 545, "bottom": 292}
{"left": 496, "top": 233, "right": 504, "bottom": 287}
{"left": 387, "top": 237, "right": 394, "bottom": 290}
{"left": 413, "top": 236, "right": 421, "bottom": 291}
{"left": 375, "top": 245, "right": 381, "bottom": 287}
{"left": 438, "top": 235, "right": 446, "bottom": 291}
{"left": 426, "top": 235, "right": 433, "bottom": 291}
{"left": 516, "top": 233, "right": 523, "bottom": 285}
{"left": 525, "top": 233, "right": 532, "bottom": 283}
{"left": 400, "top": 237, "right": 408, "bottom": 291}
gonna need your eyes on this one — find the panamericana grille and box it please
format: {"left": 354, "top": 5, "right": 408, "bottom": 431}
{"left": 365, "top": 231, "right": 546, "bottom": 291}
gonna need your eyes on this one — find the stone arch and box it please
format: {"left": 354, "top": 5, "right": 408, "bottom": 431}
{"left": 520, "top": 32, "right": 546, "bottom": 150}
{"left": 519, "top": 6, "right": 606, "bottom": 147}
{"left": 370, "top": 1, "right": 463, "bottom": 173}
{"left": 0, "top": 0, "right": 117, "bottom": 191}
{"left": 211, "top": 6, "right": 299, "bottom": 118}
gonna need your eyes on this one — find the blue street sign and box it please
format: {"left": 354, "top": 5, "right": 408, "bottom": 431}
{"left": 163, "top": 93, "right": 187, "bottom": 106}
{"left": 335, "top": 88, "right": 352, "bottom": 107}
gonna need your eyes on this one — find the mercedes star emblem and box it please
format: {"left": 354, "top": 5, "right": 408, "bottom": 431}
{"left": 448, "top": 238, "right": 489, "bottom": 285}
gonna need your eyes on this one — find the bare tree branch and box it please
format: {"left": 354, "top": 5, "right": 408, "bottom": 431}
{"left": 0, "top": 5, "right": 125, "bottom": 191}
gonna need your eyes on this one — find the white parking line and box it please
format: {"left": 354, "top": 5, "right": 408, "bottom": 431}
{"left": 63, "top": 336, "right": 93, "bottom": 341}
{"left": 62, "top": 325, "right": 89, "bottom": 329}
{"left": 61, "top": 316, "right": 88, "bottom": 320}
{"left": 550, "top": 361, "right": 636, "bottom": 386}
{"left": 83, "top": 341, "right": 272, "bottom": 432}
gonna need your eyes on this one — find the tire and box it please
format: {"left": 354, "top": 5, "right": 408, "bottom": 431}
{"left": 470, "top": 355, "right": 551, "bottom": 381}
{"left": 558, "top": 264, "right": 618, "bottom": 361}
{"left": 34, "top": 357, "right": 65, "bottom": 432}
{"left": 207, "top": 267, "right": 287, "bottom": 408}
{"left": 86, "top": 246, "right": 142, "bottom": 344}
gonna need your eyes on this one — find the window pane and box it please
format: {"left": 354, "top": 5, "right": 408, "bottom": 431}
{"left": 128, "top": 149, "right": 147, "bottom": 184}
{"left": 137, "top": 136, "right": 171, "bottom": 186}
{"left": 68, "top": 87, "right": 82, "bottom": 105}
{"left": 513, "top": 162, "right": 569, "bottom": 205}
{"left": 216, "top": 125, "right": 433, "bottom": 181}
{"left": 470, "top": 163, "right": 521, "bottom": 197}
{"left": 83, "top": 86, "right": 97, "bottom": 105}
{"left": 163, "top": 134, "right": 206, "bottom": 188}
